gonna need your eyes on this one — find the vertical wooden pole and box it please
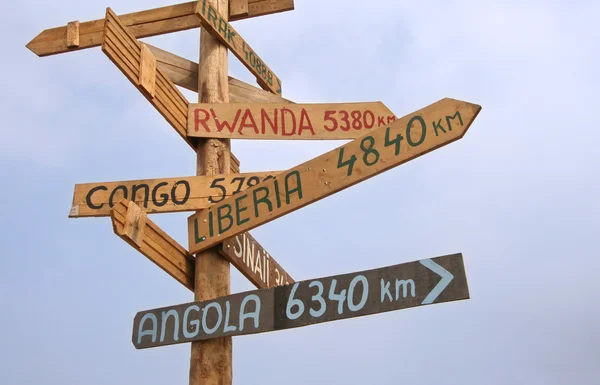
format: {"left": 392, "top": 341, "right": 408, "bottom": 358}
{"left": 190, "top": 0, "right": 232, "bottom": 384}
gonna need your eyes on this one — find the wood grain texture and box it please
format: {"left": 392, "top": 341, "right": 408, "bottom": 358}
{"left": 195, "top": 0, "right": 282, "bottom": 95}
{"left": 131, "top": 253, "right": 470, "bottom": 349}
{"left": 26, "top": 0, "right": 295, "bottom": 57}
{"left": 230, "top": 0, "right": 249, "bottom": 18}
{"left": 101, "top": 8, "right": 192, "bottom": 149}
{"left": 69, "top": 171, "right": 281, "bottom": 218}
{"left": 139, "top": 44, "right": 157, "bottom": 98}
{"left": 188, "top": 98, "right": 482, "bottom": 254}
{"left": 66, "top": 21, "right": 79, "bottom": 48}
{"left": 110, "top": 199, "right": 195, "bottom": 291}
{"left": 191, "top": 0, "right": 232, "bottom": 383}
{"left": 187, "top": 102, "right": 396, "bottom": 140}
{"left": 146, "top": 43, "right": 294, "bottom": 104}
{"left": 218, "top": 232, "right": 294, "bottom": 289}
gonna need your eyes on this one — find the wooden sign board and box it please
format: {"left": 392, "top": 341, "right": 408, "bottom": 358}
{"left": 187, "top": 98, "right": 482, "bottom": 254}
{"left": 101, "top": 8, "right": 193, "bottom": 149}
{"left": 26, "top": 0, "right": 295, "bottom": 57}
{"left": 187, "top": 102, "right": 396, "bottom": 140}
{"left": 111, "top": 199, "right": 195, "bottom": 290}
{"left": 70, "top": 171, "right": 280, "bottom": 218}
{"left": 218, "top": 232, "right": 294, "bottom": 289}
{"left": 132, "top": 253, "right": 469, "bottom": 349}
{"left": 195, "top": 0, "right": 282, "bottom": 95}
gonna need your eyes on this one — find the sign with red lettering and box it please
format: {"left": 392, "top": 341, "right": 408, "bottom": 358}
{"left": 187, "top": 102, "right": 396, "bottom": 140}
{"left": 187, "top": 98, "right": 482, "bottom": 254}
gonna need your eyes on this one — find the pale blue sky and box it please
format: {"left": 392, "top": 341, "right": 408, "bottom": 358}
{"left": 2, "top": 0, "right": 599, "bottom": 384}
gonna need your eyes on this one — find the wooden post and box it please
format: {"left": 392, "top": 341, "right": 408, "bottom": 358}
{"left": 190, "top": 0, "right": 232, "bottom": 384}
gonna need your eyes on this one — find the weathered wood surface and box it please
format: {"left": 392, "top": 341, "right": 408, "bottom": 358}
{"left": 191, "top": 0, "right": 232, "bottom": 383}
{"left": 218, "top": 232, "right": 294, "bottom": 289}
{"left": 195, "top": 0, "right": 282, "bottom": 95}
{"left": 70, "top": 172, "right": 281, "bottom": 218}
{"left": 26, "top": 0, "right": 295, "bottom": 57}
{"left": 111, "top": 199, "right": 195, "bottom": 290}
{"left": 188, "top": 98, "right": 482, "bottom": 254}
{"left": 188, "top": 102, "right": 396, "bottom": 140}
{"left": 132, "top": 253, "right": 470, "bottom": 349}
{"left": 101, "top": 8, "right": 191, "bottom": 149}
{"left": 146, "top": 44, "right": 294, "bottom": 104}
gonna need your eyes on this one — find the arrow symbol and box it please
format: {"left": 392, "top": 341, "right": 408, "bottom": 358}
{"left": 419, "top": 259, "right": 454, "bottom": 304}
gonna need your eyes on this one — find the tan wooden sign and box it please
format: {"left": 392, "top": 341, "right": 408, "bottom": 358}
{"left": 131, "top": 253, "right": 469, "bottom": 349}
{"left": 187, "top": 98, "right": 482, "bottom": 254}
{"left": 70, "top": 171, "right": 280, "bottom": 218}
{"left": 218, "top": 232, "right": 294, "bottom": 289}
{"left": 111, "top": 199, "right": 195, "bottom": 290}
{"left": 195, "top": 0, "right": 282, "bottom": 95}
{"left": 101, "top": 8, "right": 192, "bottom": 149}
{"left": 187, "top": 102, "right": 396, "bottom": 140}
{"left": 26, "top": 0, "right": 295, "bottom": 57}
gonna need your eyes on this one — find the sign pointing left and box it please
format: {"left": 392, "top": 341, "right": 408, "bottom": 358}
{"left": 131, "top": 253, "right": 470, "bottom": 349}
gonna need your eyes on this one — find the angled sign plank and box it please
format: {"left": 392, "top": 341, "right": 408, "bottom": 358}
{"left": 132, "top": 252, "right": 469, "bottom": 349}
{"left": 195, "top": 0, "right": 282, "bottom": 95}
{"left": 145, "top": 44, "right": 294, "bottom": 104}
{"left": 101, "top": 8, "right": 192, "bottom": 149}
{"left": 26, "top": 0, "right": 295, "bottom": 57}
{"left": 70, "top": 171, "right": 281, "bottom": 218}
{"left": 111, "top": 199, "right": 195, "bottom": 291}
{"left": 218, "top": 232, "right": 294, "bottom": 289}
{"left": 188, "top": 98, "right": 482, "bottom": 254}
{"left": 111, "top": 199, "right": 293, "bottom": 292}
{"left": 187, "top": 102, "right": 396, "bottom": 140}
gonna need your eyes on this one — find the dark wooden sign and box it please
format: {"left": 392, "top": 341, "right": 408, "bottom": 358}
{"left": 187, "top": 98, "right": 482, "bottom": 254}
{"left": 132, "top": 253, "right": 469, "bottom": 349}
{"left": 218, "top": 232, "right": 294, "bottom": 289}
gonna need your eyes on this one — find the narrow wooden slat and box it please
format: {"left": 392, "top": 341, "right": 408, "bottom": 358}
{"left": 145, "top": 44, "right": 294, "bottom": 104}
{"left": 26, "top": 1, "right": 295, "bottom": 57}
{"left": 111, "top": 199, "right": 195, "bottom": 291}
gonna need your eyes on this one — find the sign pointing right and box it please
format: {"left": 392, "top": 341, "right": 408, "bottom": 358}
{"left": 131, "top": 253, "right": 470, "bottom": 349}
{"left": 188, "top": 98, "right": 482, "bottom": 254}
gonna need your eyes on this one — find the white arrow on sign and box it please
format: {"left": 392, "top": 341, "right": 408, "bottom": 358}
{"left": 419, "top": 258, "right": 455, "bottom": 304}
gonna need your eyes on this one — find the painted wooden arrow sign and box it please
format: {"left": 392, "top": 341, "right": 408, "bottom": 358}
{"left": 194, "top": 0, "right": 282, "bottom": 95}
{"left": 187, "top": 102, "right": 396, "bottom": 140}
{"left": 70, "top": 171, "right": 281, "bottom": 218}
{"left": 218, "top": 232, "right": 294, "bottom": 289}
{"left": 111, "top": 199, "right": 293, "bottom": 291}
{"left": 26, "top": 0, "right": 294, "bottom": 57}
{"left": 187, "top": 98, "right": 482, "bottom": 254}
{"left": 132, "top": 252, "right": 469, "bottom": 349}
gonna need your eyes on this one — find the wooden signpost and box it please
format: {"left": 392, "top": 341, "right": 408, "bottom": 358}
{"left": 28, "top": 0, "right": 481, "bottom": 383}
{"left": 131, "top": 253, "right": 469, "bottom": 349}
{"left": 188, "top": 98, "right": 481, "bottom": 254}
{"left": 70, "top": 171, "right": 280, "bottom": 217}
{"left": 187, "top": 102, "right": 397, "bottom": 140}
